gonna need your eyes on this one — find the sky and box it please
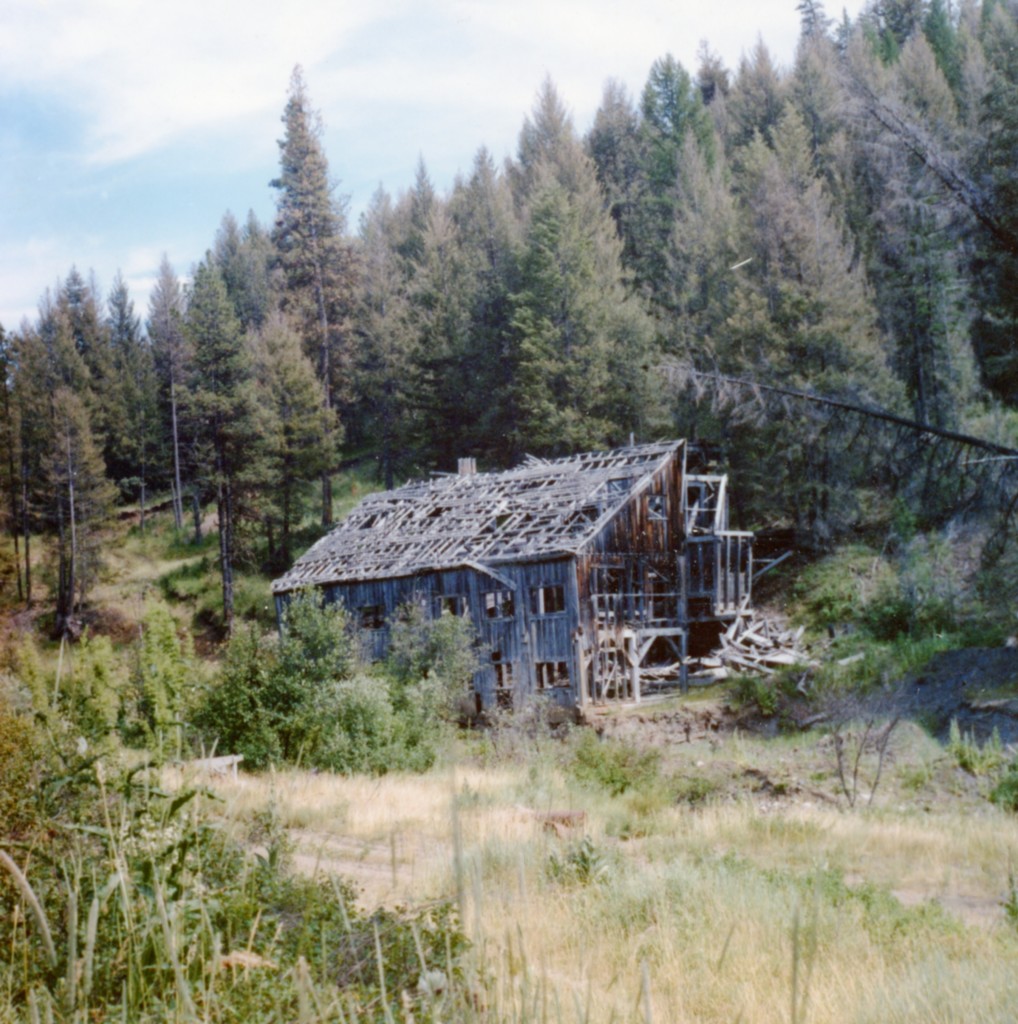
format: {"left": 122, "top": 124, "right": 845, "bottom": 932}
{"left": 0, "top": 0, "right": 867, "bottom": 332}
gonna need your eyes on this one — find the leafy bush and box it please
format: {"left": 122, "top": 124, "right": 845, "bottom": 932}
{"left": 863, "top": 533, "right": 960, "bottom": 640}
{"left": 568, "top": 729, "right": 661, "bottom": 796}
{"left": 730, "top": 673, "right": 780, "bottom": 716}
{"left": 547, "top": 835, "right": 610, "bottom": 886}
{"left": 194, "top": 592, "right": 458, "bottom": 774}
{"left": 128, "top": 601, "right": 195, "bottom": 757}
{"left": 386, "top": 602, "right": 479, "bottom": 719}
{"left": 193, "top": 626, "right": 282, "bottom": 767}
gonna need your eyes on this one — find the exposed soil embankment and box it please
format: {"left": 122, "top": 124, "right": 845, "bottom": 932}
{"left": 900, "top": 647, "right": 1018, "bottom": 744}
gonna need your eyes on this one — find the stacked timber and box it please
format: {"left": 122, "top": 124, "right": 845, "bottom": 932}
{"left": 688, "top": 615, "right": 809, "bottom": 682}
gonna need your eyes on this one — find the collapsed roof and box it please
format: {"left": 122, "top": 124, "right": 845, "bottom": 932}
{"left": 272, "top": 440, "right": 684, "bottom": 593}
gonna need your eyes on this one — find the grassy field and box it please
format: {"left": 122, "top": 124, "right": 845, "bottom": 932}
{"left": 185, "top": 718, "right": 1018, "bottom": 1024}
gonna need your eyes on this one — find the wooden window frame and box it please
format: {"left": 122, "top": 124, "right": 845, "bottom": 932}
{"left": 484, "top": 589, "right": 516, "bottom": 620}
{"left": 531, "top": 584, "right": 566, "bottom": 616}
{"left": 359, "top": 605, "right": 385, "bottom": 630}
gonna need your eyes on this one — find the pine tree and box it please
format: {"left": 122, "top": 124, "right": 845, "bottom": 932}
{"left": 147, "top": 255, "right": 190, "bottom": 530}
{"left": 271, "top": 66, "right": 353, "bottom": 524}
{"left": 46, "top": 386, "right": 115, "bottom": 634}
{"left": 214, "top": 210, "right": 275, "bottom": 332}
{"left": 586, "top": 79, "right": 643, "bottom": 264}
{"left": 506, "top": 82, "right": 654, "bottom": 456}
{"left": 249, "top": 313, "right": 336, "bottom": 567}
{"left": 443, "top": 148, "right": 521, "bottom": 465}
{"left": 713, "top": 108, "right": 901, "bottom": 542}
{"left": 352, "top": 187, "right": 417, "bottom": 486}
{"left": 923, "top": 0, "right": 961, "bottom": 90}
{"left": 0, "top": 325, "right": 23, "bottom": 601}
{"left": 665, "top": 134, "right": 741, "bottom": 359}
{"left": 106, "top": 272, "right": 159, "bottom": 512}
{"left": 969, "top": 0, "right": 1018, "bottom": 402}
{"left": 631, "top": 55, "right": 717, "bottom": 303}
{"left": 726, "top": 41, "right": 788, "bottom": 151}
{"left": 185, "top": 257, "right": 258, "bottom": 634}
{"left": 850, "top": 32, "right": 979, "bottom": 426}
{"left": 511, "top": 170, "right": 653, "bottom": 455}
{"left": 797, "top": 0, "right": 834, "bottom": 39}
{"left": 10, "top": 326, "right": 52, "bottom": 604}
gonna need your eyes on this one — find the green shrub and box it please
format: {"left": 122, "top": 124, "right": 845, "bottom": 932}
{"left": 195, "top": 593, "right": 453, "bottom": 774}
{"left": 568, "top": 729, "right": 661, "bottom": 795}
{"left": 730, "top": 674, "right": 779, "bottom": 716}
{"left": 990, "top": 761, "right": 1018, "bottom": 811}
{"left": 129, "top": 601, "right": 195, "bottom": 757}
{"left": 671, "top": 772, "right": 720, "bottom": 806}
{"left": 386, "top": 603, "right": 479, "bottom": 719}
{"left": 547, "top": 835, "right": 610, "bottom": 886}
{"left": 791, "top": 545, "right": 893, "bottom": 632}
{"left": 193, "top": 626, "right": 282, "bottom": 767}
{"left": 947, "top": 718, "right": 1005, "bottom": 776}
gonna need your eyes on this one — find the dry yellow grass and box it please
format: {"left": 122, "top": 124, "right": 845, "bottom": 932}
{"left": 188, "top": 751, "right": 1018, "bottom": 1024}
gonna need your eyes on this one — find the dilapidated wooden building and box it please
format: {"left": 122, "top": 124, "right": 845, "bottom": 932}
{"left": 272, "top": 441, "right": 752, "bottom": 709}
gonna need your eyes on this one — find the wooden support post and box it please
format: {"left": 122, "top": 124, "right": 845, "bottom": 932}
{"left": 575, "top": 631, "right": 589, "bottom": 710}
{"left": 626, "top": 630, "right": 640, "bottom": 703}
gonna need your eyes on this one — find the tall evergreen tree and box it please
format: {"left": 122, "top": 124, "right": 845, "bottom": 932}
{"left": 586, "top": 79, "right": 642, "bottom": 261}
{"left": 185, "top": 257, "right": 257, "bottom": 634}
{"left": 106, "top": 272, "right": 159, "bottom": 508}
{"left": 10, "top": 325, "right": 53, "bottom": 604}
{"left": 46, "top": 386, "right": 115, "bottom": 635}
{"left": 969, "top": 0, "right": 1018, "bottom": 402}
{"left": 214, "top": 210, "right": 275, "bottom": 333}
{"left": 726, "top": 40, "right": 788, "bottom": 151}
{"left": 631, "top": 55, "right": 717, "bottom": 303}
{"left": 271, "top": 65, "right": 353, "bottom": 524}
{"left": 352, "top": 187, "right": 417, "bottom": 487}
{"left": 249, "top": 313, "right": 336, "bottom": 567}
{"left": 712, "top": 108, "right": 901, "bottom": 542}
{"left": 443, "top": 148, "right": 522, "bottom": 465}
{"left": 148, "top": 255, "right": 189, "bottom": 530}
{"left": 0, "top": 325, "right": 23, "bottom": 601}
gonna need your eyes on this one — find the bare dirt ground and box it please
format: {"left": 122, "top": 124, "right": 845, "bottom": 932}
{"left": 290, "top": 829, "right": 451, "bottom": 908}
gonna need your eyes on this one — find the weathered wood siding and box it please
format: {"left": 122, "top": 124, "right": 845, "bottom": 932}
{"left": 276, "top": 558, "right": 582, "bottom": 708}
{"left": 575, "top": 450, "right": 687, "bottom": 636}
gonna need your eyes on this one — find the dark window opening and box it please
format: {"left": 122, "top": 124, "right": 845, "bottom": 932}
{"left": 359, "top": 605, "right": 385, "bottom": 630}
{"left": 531, "top": 584, "right": 565, "bottom": 616}
{"left": 434, "top": 594, "right": 466, "bottom": 617}
{"left": 484, "top": 589, "right": 515, "bottom": 619}
{"left": 536, "top": 661, "right": 570, "bottom": 689}
{"left": 494, "top": 660, "right": 514, "bottom": 688}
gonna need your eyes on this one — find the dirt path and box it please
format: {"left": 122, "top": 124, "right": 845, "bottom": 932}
{"left": 290, "top": 828, "right": 452, "bottom": 908}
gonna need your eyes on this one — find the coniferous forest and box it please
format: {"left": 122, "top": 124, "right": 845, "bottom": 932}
{"left": 1, "top": 0, "right": 1017, "bottom": 635}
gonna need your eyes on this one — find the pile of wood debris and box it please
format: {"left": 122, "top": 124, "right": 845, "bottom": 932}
{"left": 688, "top": 612, "right": 811, "bottom": 682}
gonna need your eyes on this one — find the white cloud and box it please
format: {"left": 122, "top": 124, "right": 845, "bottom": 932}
{"left": 2, "top": 0, "right": 846, "bottom": 168}
{"left": 2, "top": 0, "right": 385, "bottom": 164}
{"left": 0, "top": 0, "right": 869, "bottom": 327}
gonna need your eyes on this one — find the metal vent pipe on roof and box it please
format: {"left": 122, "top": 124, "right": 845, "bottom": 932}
{"left": 458, "top": 457, "right": 477, "bottom": 476}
